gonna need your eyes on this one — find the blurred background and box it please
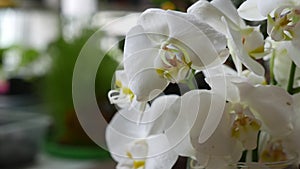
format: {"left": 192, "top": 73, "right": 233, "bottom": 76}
{"left": 0, "top": 0, "right": 201, "bottom": 169}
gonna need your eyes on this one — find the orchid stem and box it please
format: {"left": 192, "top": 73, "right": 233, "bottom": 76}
{"left": 287, "top": 61, "right": 296, "bottom": 94}
{"left": 240, "top": 151, "right": 247, "bottom": 162}
{"left": 185, "top": 69, "right": 197, "bottom": 90}
{"left": 293, "top": 87, "right": 300, "bottom": 94}
{"left": 269, "top": 50, "right": 277, "bottom": 85}
{"left": 252, "top": 131, "right": 260, "bottom": 162}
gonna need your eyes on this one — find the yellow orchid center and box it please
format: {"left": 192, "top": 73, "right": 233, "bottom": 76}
{"left": 126, "top": 152, "right": 146, "bottom": 169}
{"left": 260, "top": 140, "right": 288, "bottom": 163}
{"left": 268, "top": 7, "right": 300, "bottom": 41}
{"left": 231, "top": 113, "right": 261, "bottom": 150}
{"left": 125, "top": 140, "right": 148, "bottom": 169}
{"left": 241, "top": 28, "right": 266, "bottom": 59}
{"left": 156, "top": 42, "right": 192, "bottom": 83}
{"left": 115, "top": 80, "right": 134, "bottom": 101}
{"left": 133, "top": 161, "right": 146, "bottom": 169}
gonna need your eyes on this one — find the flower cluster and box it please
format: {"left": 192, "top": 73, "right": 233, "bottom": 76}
{"left": 106, "top": 0, "right": 300, "bottom": 168}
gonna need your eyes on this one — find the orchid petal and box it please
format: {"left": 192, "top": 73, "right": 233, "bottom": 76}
{"left": 293, "top": 93, "right": 300, "bottom": 114}
{"left": 269, "top": 25, "right": 285, "bottom": 41}
{"left": 188, "top": 0, "right": 245, "bottom": 33}
{"left": 143, "top": 95, "right": 180, "bottom": 134}
{"left": 282, "top": 93, "right": 300, "bottom": 160}
{"left": 188, "top": 1, "right": 237, "bottom": 35}
{"left": 137, "top": 8, "right": 169, "bottom": 44}
{"left": 211, "top": 0, "right": 245, "bottom": 27}
{"left": 272, "top": 41, "right": 300, "bottom": 88}
{"left": 124, "top": 25, "right": 155, "bottom": 59}
{"left": 106, "top": 109, "right": 151, "bottom": 161}
{"left": 181, "top": 90, "right": 226, "bottom": 145}
{"left": 199, "top": 92, "right": 227, "bottom": 144}
{"left": 224, "top": 19, "right": 265, "bottom": 76}
{"left": 292, "top": 22, "right": 300, "bottom": 49}
{"left": 128, "top": 140, "right": 148, "bottom": 159}
{"left": 282, "top": 41, "right": 300, "bottom": 68}
{"left": 108, "top": 108, "right": 150, "bottom": 138}
{"left": 164, "top": 90, "right": 203, "bottom": 157}
{"left": 244, "top": 28, "right": 265, "bottom": 57}
{"left": 128, "top": 68, "right": 168, "bottom": 101}
{"left": 204, "top": 65, "right": 237, "bottom": 77}
{"left": 257, "top": 0, "right": 290, "bottom": 17}
{"left": 145, "top": 134, "right": 178, "bottom": 169}
{"left": 205, "top": 75, "right": 242, "bottom": 102}
{"left": 188, "top": 91, "right": 212, "bottom": 144}
{"left": 166, "top": 10, "right": 228, "bottom": 69}
{"left": 115, "top": 70, "right": 129, "bottom": 87}
{"left": 198, "top": 104, "right": 243, "bottom": 156}
{"left": 234, "top": 82, "right": 294, "bottom": 137}
{"left": 237, "top": 0, "right": 267, "bottom": 21}
{"left": 273, "top": 46, "right": 292, "bottom": 88}
{"left": 124, "top": 48, "right": 159, "bottom": 79}
{"left": 196, "top": 143, "right": 243, "bottom": 169}
{"left": 242, "top": 70, "right": 266, "bottom": 85}
{"left": 173, "top": 135, "right": 196, "bottom": 158}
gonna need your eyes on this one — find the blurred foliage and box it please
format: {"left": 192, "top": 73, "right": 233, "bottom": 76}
{"left": 0, "top": 46, "right": 43, "bottom": 95}
{"left": 18, "top": 48, "right": 40, "bottom": 67}
{"left": 44, "top": 27, "right": 118, "bottom": 145}
{"left": 0, "top": 46, "right": 41, "bottom": 77}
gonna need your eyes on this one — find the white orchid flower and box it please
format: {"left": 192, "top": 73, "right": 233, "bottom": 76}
{"left": 123, "top": 8, "right": 229, "bottom": 101}
{"left": 127, "top": 88, "right": 241, "bottom": 169}
{"left": 266, "top": 39, "right": 300, "bottom": 88}
{"left": 280, "top": 93, "right": 300, "bottom": 161}
{"left": 267, "top": 6, "right": 300, "bottom": 46}
{"left": 187, "top": 0, "right": 245, "bottom": 34}
{"left": 184, "top": 90, "right": 243, "bottom": 169}
{"left": 258, "top": 92, "right": 300, "bottom": 163}
{"left": 201, "top": 65, "right": 265, "bottom": 146}
{"left": 238, "top": 0, "right": 300, "bottom": 49}
{"left": 237, "top": 0, "right": 300, "bottom": 21}
{"left": 106, "top": 93, "right": 202, "bottom": 169}
{"left": 190, "top": 76, "right": 295, "bottom": 167}
{"left": 108, "top": 70, "right": 148, "bottom": 111}
{"left": 180, "top": 82, "right": 293, "bottom": 168}
{"left": 106, "top": 97, "right": 179, "bottom": 169}
{"left": 108, "top": 70, "right": 134, "bottom": 108}
{"left": 235, "top": 83, "right": 294, "bottom": 138}
{"left": 225, "top": 21, "right": 267, "bottom": 76}
{"left": 188, "top": 0, "right": 267, "bottom": 76}
{"left": 205, "top": 75, "right": 294, "bottom": 147}
{"left": 204, "top": 65, "right": 266, "bottom": 87}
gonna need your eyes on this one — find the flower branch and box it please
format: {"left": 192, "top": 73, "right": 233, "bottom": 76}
{"left": 287, "top": 61, "right": 297, "bottom": 94}
{"left": 103, "top": 0, "right": 300, "bottom": 168}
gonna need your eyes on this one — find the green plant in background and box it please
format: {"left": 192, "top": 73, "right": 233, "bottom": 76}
{"left": 44, "top": 27, "right": 118, "bottom": 152}
{"left": 0, "top": 46, "right": 41, "bottom": 74}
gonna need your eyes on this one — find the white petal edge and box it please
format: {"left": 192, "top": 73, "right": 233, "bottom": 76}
{"left": 235, "top": 82, "right": 294, "bottom": 137}
{"left": 124, "top": 25, "right": 155, "bottom": 59}
{"left": 128, "top": 67, "right": 169, "bottom": 102}
{"left": 237, "top": 0, "right": 267, "bottom": 21}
